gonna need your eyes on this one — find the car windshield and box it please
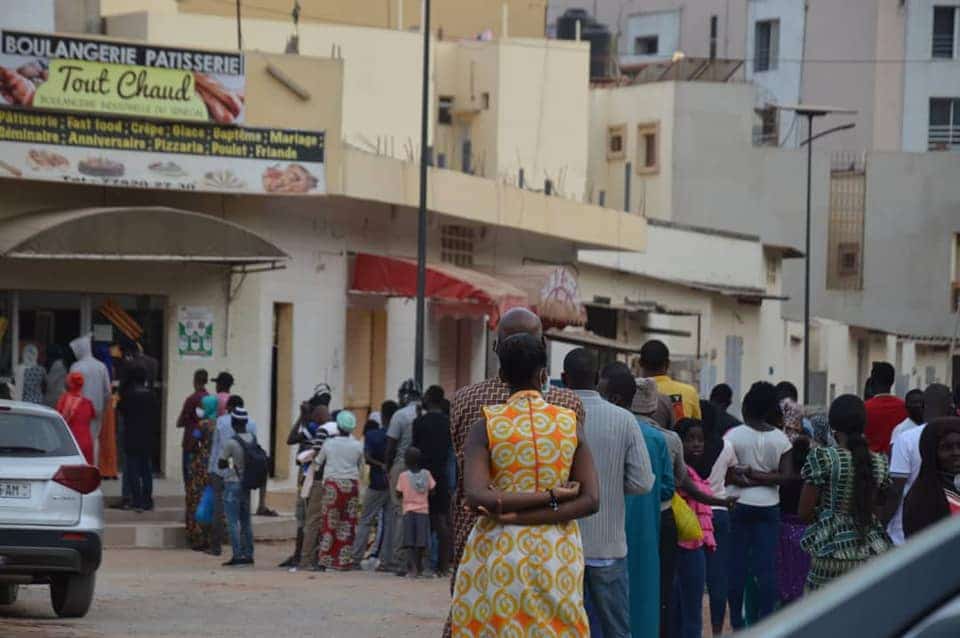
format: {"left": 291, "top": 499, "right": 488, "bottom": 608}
{"left": 0, "top": 412, "right": 78, "bottom": 457}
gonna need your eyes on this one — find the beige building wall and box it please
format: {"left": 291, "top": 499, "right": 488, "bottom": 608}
{"left": 100, "top": 0, "right": 546, "bottom": 39}
{"left": 106, "top": 12, "right": 430, "bottom": 162}
{"left": 588, "top": 82, "right": 675, "bottom": 216}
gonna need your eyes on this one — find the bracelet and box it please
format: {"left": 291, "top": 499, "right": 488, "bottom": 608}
{"left": 548, "top": 488, "right": 560, "bottom": 512}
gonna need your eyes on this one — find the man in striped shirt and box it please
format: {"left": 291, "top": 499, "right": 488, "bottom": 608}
{"left": 564, "top": 348, "right": 653, "bottom": 638}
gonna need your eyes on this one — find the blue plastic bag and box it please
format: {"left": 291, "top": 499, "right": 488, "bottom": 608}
{"left": 195, "top": 485, "right": 214, "bottom": 525}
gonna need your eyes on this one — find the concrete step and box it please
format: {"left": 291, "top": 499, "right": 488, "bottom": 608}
{"left": 105, "top": 506, "right": 185, "bottom": 523}
{"left": 104, "top": 514, "right": 297, "bottom": 549}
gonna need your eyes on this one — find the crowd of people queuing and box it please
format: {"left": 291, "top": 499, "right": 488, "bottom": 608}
{"left": 13, "top": 314, "right": 960, "bottom": 636}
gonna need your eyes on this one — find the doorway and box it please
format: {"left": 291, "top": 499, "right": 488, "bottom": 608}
{"left": 270, "top": 303, "right": 293, "bottom": 480}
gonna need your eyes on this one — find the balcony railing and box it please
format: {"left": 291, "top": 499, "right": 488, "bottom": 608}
{"left": 928, "top": 125, "right": 960, "bottom": 150}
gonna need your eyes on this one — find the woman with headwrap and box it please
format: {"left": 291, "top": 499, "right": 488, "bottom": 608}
{"left": 56, "top": 372, "right": 96, "bottom": 464}
{"left": 14, "top": 344, "right": 45, "bottom": 404}
{"left": 186, "top": 394, "right": 219, "bottom": 550}
{"left": 44, "top": 344, "right": 68, "bottom": 408}
{"left": 903, "top": 417, "right": 960, "bottom": 538}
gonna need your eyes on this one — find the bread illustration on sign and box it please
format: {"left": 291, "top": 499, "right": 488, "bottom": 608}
{"left": 27, "top": 149, "right": 69, "bottom": 170}
{"left": 148, "top": 161, "right": 188, "bottom": 178}
{"left": 79, "top": 157, "right": 124, "bottom": 177}
{"left": 194, "top": 73, "right": 244, "bottom": 124}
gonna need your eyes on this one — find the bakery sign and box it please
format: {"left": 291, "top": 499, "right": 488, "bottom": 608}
{"left": 0, "top": 108, "right": 325, "bottom": 195}
{"left": 0, "top": 30, "right": 245, "bottom": 124}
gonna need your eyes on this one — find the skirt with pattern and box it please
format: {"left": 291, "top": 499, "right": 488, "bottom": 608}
{"left": 317, "top": 478, "right": 361, "bottom": 570}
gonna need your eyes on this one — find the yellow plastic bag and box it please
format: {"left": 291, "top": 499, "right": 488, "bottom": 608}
{"left": 671, "top": 493, "right": 703, "bottom": 543}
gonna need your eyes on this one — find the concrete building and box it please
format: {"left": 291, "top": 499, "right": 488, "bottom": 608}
{"left": 549, "top": 0, "right": 960, "bottom": 154}
{"left": 0, "top": 14, "right": 645, "bottom": 498}
{"left": 586, "top": 71, "right": 960, "bottom": 403}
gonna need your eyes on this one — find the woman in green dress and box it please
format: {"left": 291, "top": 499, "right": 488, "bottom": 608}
{"left": 798, "top": 395, "right": 891, "bottom": 589}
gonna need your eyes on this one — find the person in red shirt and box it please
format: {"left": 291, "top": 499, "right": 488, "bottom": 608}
{"left": 864, "top": 362, "right": 907, "bottom": 453}
{"left": 56, "top": 372, "right": 96, "bottom": 464}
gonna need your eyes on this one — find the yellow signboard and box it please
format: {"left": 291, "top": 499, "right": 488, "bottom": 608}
{"left": 33, "top": 59, "right": 209, "bottom": 121}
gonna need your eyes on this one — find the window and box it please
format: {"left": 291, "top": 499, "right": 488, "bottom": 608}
{"left": 952, "top": 234, "right": 960, "bottom": 311}
{"left": 607, "top": 124, "right": 626, "bottom": 160}
{"left": 929, "top": 97, "right": 960, "bottom": 150}
{"left": 710, "top": 15, "right": 718, "bottom": 59}
{"left": 837, "top": 243, "right": 860, "bottom": 276}
{"left": 481, "top": 92, "right": 490, "bottom": 110}
{"left": 636, "top": 122, "right": 659, "bottom": 174}
{"left": 634, "top": 35, "right": 659, "bottom": 55}
{"left": 754, "top": 19, "right": 779, "bottom": 72}
{"left": 933, "top": 6, "right": 956, "bottom": 58}
{"left": 438, "top": 96, "right": 453, "bottom": 125}
{"left": 753, "top": 106, "right": 779, "bottom": 146}
{"left": 441, "top": 225, "right": 475, "bottom": 267}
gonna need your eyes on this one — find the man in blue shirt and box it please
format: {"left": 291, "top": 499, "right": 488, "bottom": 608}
{"left": 207, "top": 395, "right": 257, "bottom": 556}
{"left": 601, "top": 362, "right": 675, "bottom": 638}
{"left": 350, "top": 415, "right": 389, "bottom": 567}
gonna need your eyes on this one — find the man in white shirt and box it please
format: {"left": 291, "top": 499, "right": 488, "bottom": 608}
{"left": 889, "top": 389, "right": 925, "bottom": 449}
{"left": 885, "top": 384, "right": 954, "bottom": 545}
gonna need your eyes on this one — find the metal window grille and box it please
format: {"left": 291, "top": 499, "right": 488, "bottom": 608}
{"left": 929, "top": 97, "right": 960, "bottom": 150}
{"left": 933, "top": 6, "right": 956, "bottom": 58}
{"left": 441, "top": 225, "right": 475, "bottom": 267}
{"left": 827, "top": 152, "right": 866, "bottom": 290}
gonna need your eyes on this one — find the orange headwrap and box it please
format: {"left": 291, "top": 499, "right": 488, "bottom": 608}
{"left": 66, "top": 372, "right": 85, "bottom": 394}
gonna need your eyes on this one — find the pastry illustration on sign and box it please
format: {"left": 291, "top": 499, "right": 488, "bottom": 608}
{"left": 0, "top": 65, "right": 39, "bottom": 106}
{"left": 204, "top": 169, "right": 245, "bottom": 189}
{"left": 27, "top": 148, "right": 69, "bottom": 170}
{"left": 0, "top": 160, "right": 22, "bottom": 177}
{"left": 194, "top": 72, "right": 244, "bottom": 124}
{"left": 78, "top": 157, "right": 124, "bottom": 177}
{"left": 262, "top": 163, "right": 318, "bottom": 193}
{"left": 148, "top": 161, "right": 188, "bottom": 178}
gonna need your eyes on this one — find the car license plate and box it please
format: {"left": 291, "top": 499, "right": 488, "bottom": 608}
{"left": 0, "top": 481, "right": 30, "bottom": 499}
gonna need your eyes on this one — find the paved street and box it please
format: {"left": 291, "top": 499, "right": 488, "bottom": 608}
{"left": 0, "top": 544, "right": 449, "bottom": 638}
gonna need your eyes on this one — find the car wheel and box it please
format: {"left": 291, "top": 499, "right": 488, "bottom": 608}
{"left": 0, "top": 584, "right": 18, "bottom": 605}
{"left": 50, "top": 573, "right": 95, "bottom": 618}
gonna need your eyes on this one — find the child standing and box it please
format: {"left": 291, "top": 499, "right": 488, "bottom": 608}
{"left": 395, "top": 446, "right": 435, "bottom": 578}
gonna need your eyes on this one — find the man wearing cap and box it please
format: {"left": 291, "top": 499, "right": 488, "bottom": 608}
{"left": 381, "top": 379, "right": 423, "bottom": 574}
{"left": 207, "top": 395, "right": 258, "bottom": 556}
{"left": 218, "top": 406, "right": 256, "bottom": 567}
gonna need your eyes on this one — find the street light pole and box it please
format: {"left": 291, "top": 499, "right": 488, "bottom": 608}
{"left": 414, "top": 0, "right": 431, "bottom": 390}
{"left": 803, "top": 113, "right": 813, "bottom": 406}
{"left": 777, "top": 104, "right": 856, "bottom": 405}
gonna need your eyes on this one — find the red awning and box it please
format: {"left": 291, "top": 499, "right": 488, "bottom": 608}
{"left": 350, "top": 253, "right": 528, "bottom": 328}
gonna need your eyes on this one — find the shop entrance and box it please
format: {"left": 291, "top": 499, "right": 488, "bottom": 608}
{"left": 0, "top": 290, "right": 167, "bottom": 473}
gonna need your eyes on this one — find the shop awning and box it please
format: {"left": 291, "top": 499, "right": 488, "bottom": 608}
{"left": 0, "top": 207, "right": 288, "bottom": 265}
{"left": 482, "top": 265, "right": 587, "bottom": 329}
{"left": 350, "top": 253, "right": 528, "bottom": 328}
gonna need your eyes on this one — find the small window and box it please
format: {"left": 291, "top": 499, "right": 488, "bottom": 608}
{"left": 607, "top": 124, "right": 626, "bottom": 160}
{"left": 952, "top": 233, "right": 960, "bottom": 311}
{"left": 636, "top": 122, "right": 659, "bottom": 174}
{"left": 754, "top": 19, "right": 779, "bottom": 72}
{"left": 438, "top": 96, "right": 453, "bottom": 125}
{"left": 481, "top": 92, "right": 490, "bottom": 110}
{"left": 710, "top": 15, "right": 719, "bottom": 59}
{"left": 929, "top": 97, "right": 960, "bottom": 150}
{"left": 441, "top": 225, "right": 475, "bottom": 267}
{"left": 933, "top": 6, "right": 956, "bottom": 59}
{"left": 634, "top": 35, "right": 659, "bottom": 56}
{"left": 838, "top": 242, "right": 860, "bottom": 276}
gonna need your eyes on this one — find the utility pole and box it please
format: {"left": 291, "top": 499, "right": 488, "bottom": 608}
{"left": 414, "top": 0, "right": 431, "bottom": 389}
{"left": 236, "top": 0, "right": 243, "bottom": 50}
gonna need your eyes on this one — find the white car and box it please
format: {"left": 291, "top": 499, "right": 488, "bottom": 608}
{"left": 0, "top": 400, "right": 103, "bottom": 618}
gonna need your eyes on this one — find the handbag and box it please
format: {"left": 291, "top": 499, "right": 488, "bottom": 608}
{"left": 195, "top": 485, "right": 215, "bottom": 525}
{"left": 671, "top": 493, "right": 703, "bottom": 543}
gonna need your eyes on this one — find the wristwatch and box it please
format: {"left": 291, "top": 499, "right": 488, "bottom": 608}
{"left": 548, "top": 488, "right": 560, "bottom": 512}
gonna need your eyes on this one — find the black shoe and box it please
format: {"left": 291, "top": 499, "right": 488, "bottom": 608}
{"left": 205, "top": 548, "right": 222, "bottom": 557}
{"left": 191, "top": 544, "right": 210, "bottom": 552}
{"left": 222, "top": 558, "right": 245, "bottom": 567}
{"left": 278, "top": 555, "right": 297, "bottom": 568}
{"left": 239, "top": 558, "right": 255, "bottom": 566}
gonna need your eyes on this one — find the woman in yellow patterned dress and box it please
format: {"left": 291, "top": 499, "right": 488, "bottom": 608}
{"left": 452, "top": 333, "right": 600, "bottom": 637}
